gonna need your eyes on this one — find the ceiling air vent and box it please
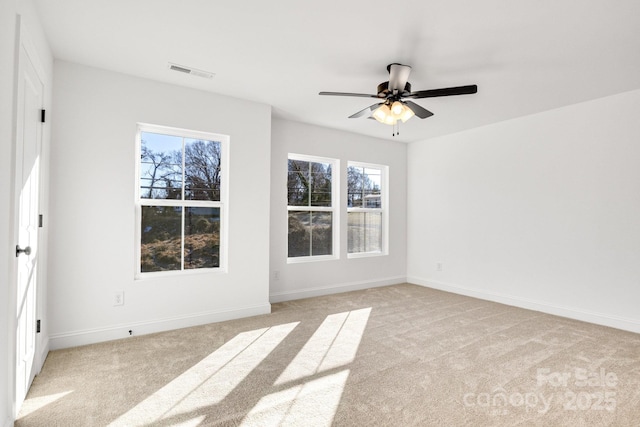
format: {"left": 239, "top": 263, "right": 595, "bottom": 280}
{"left": 168, "top": 62, "right": 214, "bottom": 79}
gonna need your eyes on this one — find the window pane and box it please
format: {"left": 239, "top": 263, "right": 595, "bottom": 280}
{"left": 348, "top": 165, "right": 382, "bottom": 208}
{"left": 310, "top": 162, "right": 332, "bottom": 207}
{"left": 287, "top": 170, "right": 307, "bottom": 205}
{"left": 184, "top": 207, "right": 220, "bottom": 269}
{"left": 363, "top": 167, "right": 382, "bottom": 208}
{"left": 287, "top": 160, "right": 309, "bottom": 206}
{"left": 140, "top": 132, "right": 182, "bottom": 199}
{"left": 312, "top": 212, "right": 332, "bottom": 255}
{"left": 288, "top": 211, "right": 311, "bottom": 257}
{"left": 347, "top": 166, "right": 363, "bottom": 207}
{"left": 184, "top": 139, "right": 221, "bottom": 201}
{"left": 288, "top": 160, "right": 332, "bottom": 207}
{"left": 348, "top": 212, "right": 382, "bottom": 253}
{"left": 141, "top": 206, "right": 182, "bottom": 272}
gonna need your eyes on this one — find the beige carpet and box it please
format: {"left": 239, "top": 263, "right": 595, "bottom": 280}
{"left": 16, "top": 284, "right": 640, "bottom": 426}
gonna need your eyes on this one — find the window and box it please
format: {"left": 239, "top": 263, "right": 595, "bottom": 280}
{"left": 135, "top": 124, "right": 228, "bottom": 276}
{"left": 347, "top": 162, "right": 388, "bottom": 256}
{"left": 287, "top": 154, "right": 338, "bottom": 261}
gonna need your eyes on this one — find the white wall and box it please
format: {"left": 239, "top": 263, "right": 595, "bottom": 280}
{"left": 48, "top": 61, "right": 272, "bottom": 349}
{"left": 407, "top": 89, "right": 640, "bottom": 333}
{"left": 270, "top": 119, "right": 407, "bottom": 302}
{"left": 1, "top": 0, "right": 53, "bottom": 424}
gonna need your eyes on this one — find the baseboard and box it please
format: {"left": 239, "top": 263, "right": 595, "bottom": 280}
{"left": 408, "top": 276, "right": 640, "bottom": 334}
{"left": 49, "top": 303, "right": 271, "bottom": 350}
{"left": 270, "top": 276, "right": 406, "bottom": 303}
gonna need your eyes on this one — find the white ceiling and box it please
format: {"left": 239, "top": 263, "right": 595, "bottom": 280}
{"left": 34, "top": 0, "right": 640, "bottom": 143}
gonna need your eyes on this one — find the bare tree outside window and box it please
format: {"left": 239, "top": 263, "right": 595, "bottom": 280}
{"left": 185, "top": 139, "right": 221, "bottom": 201}
{"left": 140, "top": 136, "right": 181, "bottom": 199}
{"left": 347, "top": 166, "right": 381, "bottom": 208}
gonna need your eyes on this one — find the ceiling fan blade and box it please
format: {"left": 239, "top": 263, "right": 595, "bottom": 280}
{"left": 407, "top": 84, "right": 478, "bottom": 99}
{"left": 319, "top": 91, "right": 379, "bottom": 98}
{"left": 404, "top": 101, "right": 434, "bottom": 119}
{"left": 349, "top": 103, "right": 382, "bottom": 118}
{"left": 387, "top": 63, "right": 412, "bottom": 93}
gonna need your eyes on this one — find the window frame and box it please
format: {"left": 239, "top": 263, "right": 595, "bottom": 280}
{"left": 134, "top": 123, "right": 230, "bottom": 279}
{"left": 287, "top": 153, "right": 340, "bottom": 263}
{"left": 347, "top": 161, "right": 389, "bottom": 258}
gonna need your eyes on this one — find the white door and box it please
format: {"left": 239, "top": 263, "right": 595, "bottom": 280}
{"left": 14, "top": 34, "right": 44, "bottom": 412}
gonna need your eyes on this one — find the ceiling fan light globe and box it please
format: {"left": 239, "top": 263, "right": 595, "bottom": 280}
{"left": 373, "top": 104, "right": 391, "bottom": 123}
{"left": 391, "top": 101, "right": 404, "bottom": 116}
{"left": 383, "top": 115, "right": 397, "bottom": 126}
{"left": 399, "top": 106, "right": 415, "bottom": 123}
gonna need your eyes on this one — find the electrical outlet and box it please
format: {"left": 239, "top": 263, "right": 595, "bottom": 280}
{"left": 273, "top": 270, "right": 280, "bottom": 280}
{"left": 113, "top": 291, "right": 124, "bottom": 306}
{"left": 436, "top": 262, "right": 443, "bottom": 272}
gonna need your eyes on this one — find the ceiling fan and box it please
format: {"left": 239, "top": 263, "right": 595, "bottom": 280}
{"left": 319, "top": 63, "right": 477, "bottom": 135}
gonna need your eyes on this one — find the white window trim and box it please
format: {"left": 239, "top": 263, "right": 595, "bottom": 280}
{"left": 287, "top": 153, "right": 340, "bottom": 263}
{"left": 347, "top": 161, "right": 389, "bottom": 258}
{"left": 134, "top": 123, "right": 230, "bottom": 279}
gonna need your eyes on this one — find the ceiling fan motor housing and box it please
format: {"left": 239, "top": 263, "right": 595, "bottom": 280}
{"left": 377, "top": 81, "right": 412, "bottom": 99}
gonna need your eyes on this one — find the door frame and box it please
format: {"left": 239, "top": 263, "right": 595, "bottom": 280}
{"left": 9, "top": 16, "right": 48, "bottom": 418}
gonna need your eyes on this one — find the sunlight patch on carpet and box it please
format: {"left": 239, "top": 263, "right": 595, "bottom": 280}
{"left": 17, "top": 390, "right": 74, "bottom": 419}
{"left": 170, "top": 415, "right": 206, "bottom": 427}
{"left": 275, "top": 307, "right": 371, "bottom": 385}
{"left": 241, "top": 369, "right": 350, "bottom": 427}
{"left": 108, "top": 322, "right": 298, "bottom": 427}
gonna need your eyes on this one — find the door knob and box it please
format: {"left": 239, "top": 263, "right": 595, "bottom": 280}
{"left": 16, "top": 245, "right": 31, "bottom": 257}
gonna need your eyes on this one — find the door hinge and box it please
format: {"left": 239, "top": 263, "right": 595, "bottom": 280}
{"left": 39, "top": 214, "right": 43, "bottom": 228}
{"left": 40, "top": 109, "right": 46, "bottom": 123}
{"left": 36, "top": 319, "right": 41, "bottom": 333}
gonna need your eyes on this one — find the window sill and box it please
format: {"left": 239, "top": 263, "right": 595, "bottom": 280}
{"left": 347, "top": 251, "right": 388, "bottom": 259}
{"left": 135, "top": 267, "right": 227, "bottom": 280}
{"left": 287, "top": 255, "right": 339, "bottom": 264}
